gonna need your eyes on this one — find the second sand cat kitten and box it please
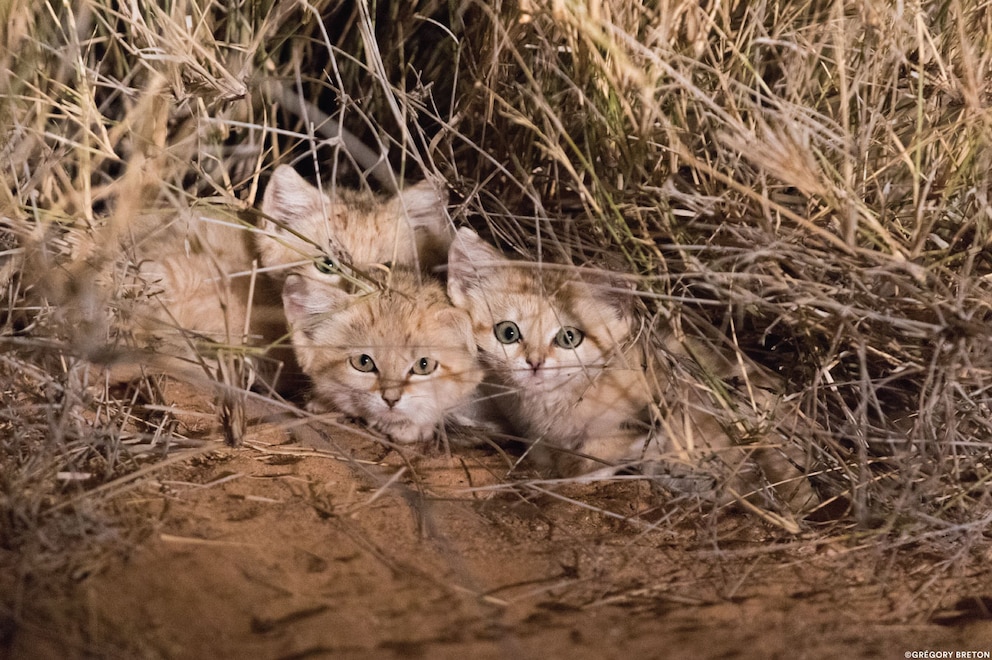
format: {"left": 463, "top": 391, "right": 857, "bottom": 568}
{"left": 448, "top": 227, "right": 816, "bottom": 513}
{"left": 447, "top": 227, "right": 657, "bottom": 474}
{"left": 258, "top": 167, "right": 481, "bottom": 444}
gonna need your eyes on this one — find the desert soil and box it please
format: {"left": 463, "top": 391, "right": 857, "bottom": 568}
{"left": 5, "top": 384, "right": 992, "bottom": 659}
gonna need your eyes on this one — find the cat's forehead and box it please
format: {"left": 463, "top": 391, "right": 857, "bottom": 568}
{"left": 313, "top": 283, "right": 467, "bottom": 346}
{"left": 358, "top": 303, "right": 453, "bottom": 340}
{"left": 486, "top": 267, "right": 589, "bottom": 310}
{"left": 473, "top": 268, "right": 632, "bottom": 345}
{"left": 480, "top": 265, "right": 556, "bottom": 297}
{"left": 288, "top": 190, "right": 380, "bottom": 237}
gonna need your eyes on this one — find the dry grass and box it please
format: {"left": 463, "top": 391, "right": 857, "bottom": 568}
{"left": 3, "top": 0, "right": 992, "bottom": 636}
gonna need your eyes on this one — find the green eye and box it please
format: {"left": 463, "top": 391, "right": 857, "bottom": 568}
{"left": 554, "top": 326, "right": 584, "bottom": 349}
{"left": 494, "top": 321, "right": 521, "bottom": 344}
{"left": 314, "top": 255, "right": 337, "bottom": 274}
{"left": 349, "top": 354, "right": 377, "bottom": 373}
{"left": 410, "top": 357, "right": 438, "bottom": 376}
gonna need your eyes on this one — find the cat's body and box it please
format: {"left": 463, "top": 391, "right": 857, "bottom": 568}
{"left": 122, "top": 206, "right": 288, "bottom": 391}
{"left": 134, "top": 164, "right": 451, "bottom": 356}
{"left": 132, "top": 207, "right": 282, "bottom": 349}
{"left": 121, "top": 165, "right": 474, "bottom": 447}
{"left": 447, "top": 227, "right": 657, "bottom": 474}
{"left": 645, "top": 333, "right": 816, "bottom": 507}
{"left": 258, "top": 167, "right": 480, "bottom": 444}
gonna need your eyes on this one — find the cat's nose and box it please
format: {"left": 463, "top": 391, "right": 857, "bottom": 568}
{"left": 381, "top": 387, "right": 402, "bottom": 408}
{"left": 526, "top": 356, "right": 544, "bottom": 372}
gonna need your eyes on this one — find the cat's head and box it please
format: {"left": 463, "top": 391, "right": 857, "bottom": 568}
{"left": 447, "top": 227, "right": 634, "bottom": 395}
{"left": 282, "top": 269, "right": 481, "bottom": 444}
{"left": 257, "top": 165, "right": 451, "bottom": 279}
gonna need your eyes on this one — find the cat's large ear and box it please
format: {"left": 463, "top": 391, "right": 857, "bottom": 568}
{"left": 435, "top": 306, "right": 478, "bottom": 356}
{"left": 395, "top": 180, "right": 449, "bottom": 234}
{"left": 261, "top": 165, "right": 327, "bottom": 229}
{"left": 576, "top": 269, "right": 637, "bottom": 322}
{"left": 447, "top": 227, "right": 505, "bottom": 308}
{"left": 282, "top": 274, "right": 349, "bottom": 326}
{"left": 398, "top": 181, "right": 452, "bottom": 271}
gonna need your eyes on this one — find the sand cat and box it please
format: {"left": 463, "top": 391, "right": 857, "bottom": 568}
{"left": 280, "top": 268, "right": 481, "bottom": 444}
{"left": 257, "top": 167, "right": 481, "bottom": 444}
{"left": 447, "top": 227, "right": 817, "bottom": 516}
{"left": 123, "top": 165, "right": 467, "bottom": 441}
{"left": 446, "top": 227, "right": 657, "bottom": 474}
{"left": 256, "top": 164, "right": 452, "bottom": 283}
{"left": 130, "top": 164, "right": 452, "bottom": 368}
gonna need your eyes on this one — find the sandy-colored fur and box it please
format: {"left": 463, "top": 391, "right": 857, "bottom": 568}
{"left": 257, "top": 165, "right": 451, "bottom": 282}
{"left": 125, "top": 165, "right": 448, "bottom": 357}
{"left": 256, "top": 167, "right": 478, "bottom": 444}
{"left": 447, "top": 227, "right": 656, "bottom": 474}
{"left": 118, "top": 206, "right": 287, "bottom": 390}
{"left": 123, "top": 166, "right": 450, "bottom": 388}
{"left": 448, "top": 227, "right": 817, "bottom": 515}
{"left": 132, "top": 208, "right": 281, "bottom": 347}
{"left": 283, "top": 269, "right": 481, "bottom": 444}
{"left": 650, "top": 336, "right": 818, "bottom": 513}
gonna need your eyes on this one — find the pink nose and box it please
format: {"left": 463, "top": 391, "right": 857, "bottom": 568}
{"left": 526, "top": 356, "right": 544, "bottom": 372}
{"left": 381, "top": 388, "right": 401, "bottom": 408}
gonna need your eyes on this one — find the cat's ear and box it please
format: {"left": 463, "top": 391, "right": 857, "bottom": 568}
{"left": 447, "top": 227, "right": 503, "bottom": 307}
{"left": 396, "top": 180, "right": 448, "bottom": 233}
{"left": 435, "top": 306, "right": 478, "bottom": 355}
{"left": 577, "top": 270, "right": 636, "bottom": 321}
{"left": 282, "top": 274, "right": 349, "bottom": 325}
{"left": 261, "top": 166, "right": 327, "bottom": 228}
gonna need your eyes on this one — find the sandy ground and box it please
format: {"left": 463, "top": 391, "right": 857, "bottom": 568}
{"left": 5, "top": 385, "right": 992, "bottom": 659}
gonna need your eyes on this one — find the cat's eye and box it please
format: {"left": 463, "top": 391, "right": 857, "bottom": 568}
{"left": 410, "top": 357, "right": 438, "bottom": 376}
{"left": 349, "top": 354, "right": 377, "bottom": 373}
{"left": 494, "top": 321, "right": 521, "bottom": 344}
{"left": 554, "top": 326, "right": 584, "bottom": 349}
{"left": 314, "top": 255, "right": 337, "bottom": 274}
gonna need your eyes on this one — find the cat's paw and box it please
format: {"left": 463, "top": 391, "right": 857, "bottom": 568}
{"left": 373, "top": 419, "right": 435, "bottom": 445}
{"left": 641, "top": 460, "right": 718, "bottom": 496}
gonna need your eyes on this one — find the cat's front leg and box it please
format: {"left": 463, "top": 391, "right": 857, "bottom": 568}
{"left": 545, "top": 425, "right": 665, "bottom": 478}
{"left": 554, "top": 427, "right": 724, "bottom": 496}
{"left": 368, "top": 416, "right": 438, "bottom": 445}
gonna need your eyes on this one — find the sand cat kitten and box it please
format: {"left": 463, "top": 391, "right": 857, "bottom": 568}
{"left": 258, "top": 167, "right": 479, "bottom": 444}
{"left": 447, "top": 227, "right": 656, "bottom": 474}
{"left": 132, "top": 163, "right": 450, "bottom": 355}
{"left": 281, "top": 268, "right": 481, "bottom": 444}
{"left": 257, "top": 164, "right": 451, "bottom": 282}
{"left": 447, "top": 228, "right": 816, "bottom": 513}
